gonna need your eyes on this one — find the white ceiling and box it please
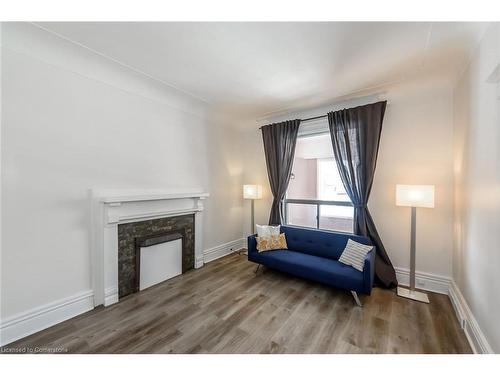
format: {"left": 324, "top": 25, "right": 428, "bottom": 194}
{"left": 36, "top": 22, "right": 486, "bottom": 117}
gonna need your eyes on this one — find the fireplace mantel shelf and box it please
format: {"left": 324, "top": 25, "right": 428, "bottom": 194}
{"left": 99, "top": 192, "right": 209, "bottom": 204}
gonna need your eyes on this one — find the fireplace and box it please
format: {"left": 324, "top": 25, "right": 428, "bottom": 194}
{"left": 90, "top": 189, "right": 209, "bottom": 307}
{"left": 118, "top": 215, "right": 194, "bottom": 298}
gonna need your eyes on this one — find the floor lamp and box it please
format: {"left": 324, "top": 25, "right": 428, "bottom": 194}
{"left": 243, "top": 184, "right": 262, "bottom": 234}
{"left": 396, "top": 184, "right": 435, "bottom": 303}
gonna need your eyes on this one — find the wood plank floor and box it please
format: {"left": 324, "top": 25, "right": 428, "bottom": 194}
{"left": 3, "top": 253, "right": 472, "bottom": 354}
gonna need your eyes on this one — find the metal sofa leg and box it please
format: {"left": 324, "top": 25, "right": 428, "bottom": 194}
{"left": 351, "top": 291, "right": 362, "bottom": 307}
{"left": 254, "top": 264, "right": 261, "bottom": 274}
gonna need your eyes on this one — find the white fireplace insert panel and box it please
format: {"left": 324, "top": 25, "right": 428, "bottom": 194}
{"left": 139, "top": 239, "right": 182, "bottom": 290}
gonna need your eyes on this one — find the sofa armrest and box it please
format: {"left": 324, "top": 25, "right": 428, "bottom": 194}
{"left": 247, "top": 235, "right": 258, "bottom": 255}
{"left": 363, "top": 248, "right": 376, "bottom": 295}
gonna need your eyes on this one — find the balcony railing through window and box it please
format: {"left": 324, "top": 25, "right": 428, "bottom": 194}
{"left": 283, "top": 198, "right": 354, "bottom": 233}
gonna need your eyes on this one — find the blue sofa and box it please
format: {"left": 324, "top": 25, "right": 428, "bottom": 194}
{"left": 247, "top": 225, "right": 375, "bottom": 305}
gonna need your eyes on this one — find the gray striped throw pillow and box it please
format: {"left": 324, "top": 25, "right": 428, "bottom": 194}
{"left": 338, "top": 239, "right": 373, "bottom": 272}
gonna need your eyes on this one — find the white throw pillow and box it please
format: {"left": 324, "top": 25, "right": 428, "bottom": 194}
{"left": 338, "top": 239, "right": 373, "bottom": 272}
{"left": 256, "top": 224, "right": 280, "bottom": 237}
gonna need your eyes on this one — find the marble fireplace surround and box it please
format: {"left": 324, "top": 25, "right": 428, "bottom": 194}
{"left": 90, "top": 189, "right": 209, "bottom": 307}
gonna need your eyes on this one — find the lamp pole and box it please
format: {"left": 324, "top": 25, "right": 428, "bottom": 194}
{"left": 410, "top": 206, "right": 416, "bottom": 292}
{"left": 250, "top": 199, "right": 255, "bottom": 235}
{"left": 397, "top": 205, "right": 429, "bottom": 303}
{"left": 395, "top": 184, "right": 434, "bottom": 304}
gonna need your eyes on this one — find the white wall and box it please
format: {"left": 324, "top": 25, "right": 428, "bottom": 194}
{"left": 240, "top": 125, "right": 273, "bottom": 236}
{"left": 203, "top": 112, "right": 244, "bottom": 248}
{"left": 373, "top": 83, "right": 455, "bottom": 278}
{"left": 0, "top": 23, "right": 243, "bottom": 328}
{"left": 241, "top": 84, "right": 456, "bottom": 280}
{"left": 453, "top": 23, "right": 500, "bottom": 353}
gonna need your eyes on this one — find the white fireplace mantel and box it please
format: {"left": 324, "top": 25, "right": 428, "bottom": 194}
{"left": 90, "top": 189, "right": 209, "bottom": 307}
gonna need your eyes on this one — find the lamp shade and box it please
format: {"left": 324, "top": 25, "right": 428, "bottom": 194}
{"left": 243, "top": 185, "right": 262, "bottom": 200}
{"left": 396, "top": 185, "right": 435, "bottom": 208}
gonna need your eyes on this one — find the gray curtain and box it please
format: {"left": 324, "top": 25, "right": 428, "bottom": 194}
{"left": 261, "top": 120, "right": 301, "bottom": 225}
{"left": 327, "top": 101, "right": 397, "bottom": 288}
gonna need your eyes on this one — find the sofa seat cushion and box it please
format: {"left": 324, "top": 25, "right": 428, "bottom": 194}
{"left": 250, "top": 249, "right": 364, "bottom": 291}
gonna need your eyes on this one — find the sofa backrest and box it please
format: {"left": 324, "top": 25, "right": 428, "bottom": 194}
{"left": 281, "top": 225, "right": 373, "bottom": 260}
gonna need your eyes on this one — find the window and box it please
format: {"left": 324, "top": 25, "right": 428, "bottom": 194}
{"left": 285, "top": 133, "right": 354, "bottom": 232}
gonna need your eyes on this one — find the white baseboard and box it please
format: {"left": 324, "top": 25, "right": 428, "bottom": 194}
{"left": 395, "top": 267, "right": 451, "bottom": 295}
{"left": 448, "top": 281, "right": 493, "bottom": 354}
{"left": 104, "top": 287, "right": 118, "bottom": 307}
{"left": 0, "top": 290, "right": 94, "bottom": 346}
{"left": 203, "top": 238, "right": 246, "bottom": 263}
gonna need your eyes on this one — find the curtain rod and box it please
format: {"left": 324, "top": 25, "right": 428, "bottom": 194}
{"left": 258, "top": 98, "right": 389, "bottom": 130}
{"left": 258, "top": 114, "right": 326, "bottom": 129}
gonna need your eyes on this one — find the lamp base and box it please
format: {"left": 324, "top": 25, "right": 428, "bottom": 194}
{"left": 397, "top": 286, "right": 430, "bottom": 303}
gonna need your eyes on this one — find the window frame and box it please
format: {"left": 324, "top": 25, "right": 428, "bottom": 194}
{"left": 284, "top": 132, "right": 354, "bottom": 233}
{"left": 283, "top": 198, "right": 353, "bottom": 232}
